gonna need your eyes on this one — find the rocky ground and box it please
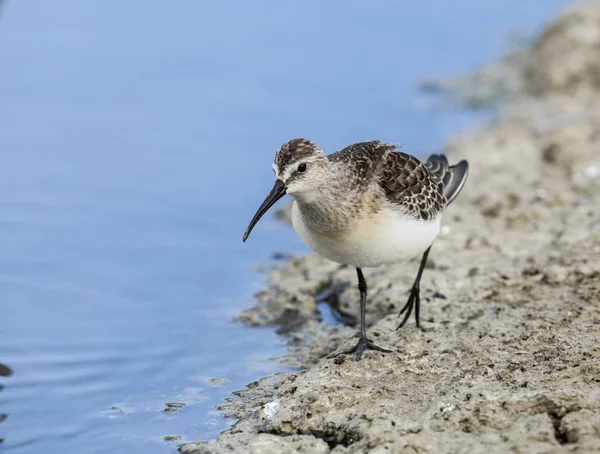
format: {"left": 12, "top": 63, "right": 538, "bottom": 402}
{"left": 181, "top": 3, "right": 600, "bottom": 453}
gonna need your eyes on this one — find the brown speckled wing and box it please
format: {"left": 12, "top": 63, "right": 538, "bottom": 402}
{"left": 329, "top": 141, "right": 446, "bottom": 221}
{"left": 379, "top": 150, "right": 446, "bottom": 220}
{"left": 328, "top": 141, "right": 387, "bottom": 185}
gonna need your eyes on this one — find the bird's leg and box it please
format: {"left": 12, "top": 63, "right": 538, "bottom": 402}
{"left": 397, "top": 246, "right": 431, "bottom": 330}
{"left": 329, "top": 268, "right": 392, "bottom": 361}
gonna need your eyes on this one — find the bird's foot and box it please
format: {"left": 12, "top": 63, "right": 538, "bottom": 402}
{"left": 396, "top": 285, "right": 421, "bottom": 330}
{"left": 328, "top": 335, "right": 393, "bottom": 361}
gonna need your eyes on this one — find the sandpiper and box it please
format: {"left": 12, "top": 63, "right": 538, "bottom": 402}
{"left": 243, "top": 138, "right": 469, "bottom": 360}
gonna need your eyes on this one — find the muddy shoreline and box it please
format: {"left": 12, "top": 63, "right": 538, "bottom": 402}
{"left": 181, "top": 3, "right": 600, "bottom": 452}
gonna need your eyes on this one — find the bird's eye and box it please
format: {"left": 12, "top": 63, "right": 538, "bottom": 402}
{"left": 297, "top": 163, "right": 307, "bottom": 173}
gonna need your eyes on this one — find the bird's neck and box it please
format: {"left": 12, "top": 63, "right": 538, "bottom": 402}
{"left": 293, "top": 184, "right": 362, "bottom": 234}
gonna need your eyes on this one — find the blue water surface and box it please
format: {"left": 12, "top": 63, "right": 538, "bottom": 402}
{"left": 0, "top": 1, "right": 571, "bottom": 453}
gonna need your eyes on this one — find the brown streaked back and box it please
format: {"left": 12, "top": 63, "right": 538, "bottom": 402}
{"left": 328, "top": 141, "right": 447, "bottom": 221}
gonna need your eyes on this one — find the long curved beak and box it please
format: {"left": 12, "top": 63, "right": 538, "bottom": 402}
{"left": 242, "top": 179, "right": 287, "bottom": 242}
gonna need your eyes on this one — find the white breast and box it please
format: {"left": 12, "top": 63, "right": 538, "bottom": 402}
{"left": 291, "top": 201, "right": 441, "bottom": 268}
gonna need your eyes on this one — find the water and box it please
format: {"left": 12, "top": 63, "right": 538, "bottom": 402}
{"left": 0, "top": 1, "right": 571, "bottom": 453}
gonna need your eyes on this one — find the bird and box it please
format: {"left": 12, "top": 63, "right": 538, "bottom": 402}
{"left": 243, "top": 138, "right": 469, "bottom": 361}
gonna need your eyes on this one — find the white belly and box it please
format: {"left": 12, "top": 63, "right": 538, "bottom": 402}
{"left": 291, "top": 201, "right": 441, "bottom": 268}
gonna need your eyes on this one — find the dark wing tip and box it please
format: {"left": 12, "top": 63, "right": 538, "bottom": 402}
{"left": 444, "top": 160, "right": 469, "bottom": 206}
{"left": 427, "top": 153, "right": 449, "bottom": 165}
{"left": 455, "top": 159, "right": 469, "bottom": 176}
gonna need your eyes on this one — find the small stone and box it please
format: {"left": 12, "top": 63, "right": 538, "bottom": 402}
{"left": 585, "top": 165, "right": 600, "bottom": 179}
{"left": 263, "top": 400, "right": 280, "bottom": 418}
{"left": 164, "top": 435, "right": 182, "bottom": 442}
{"left": 164, "top": 402, "right": 186, "bottom": 413}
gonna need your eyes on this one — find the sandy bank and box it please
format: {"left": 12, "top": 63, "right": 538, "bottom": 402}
{"left": 181, "top": 3, "right": 600, "bottom": 452}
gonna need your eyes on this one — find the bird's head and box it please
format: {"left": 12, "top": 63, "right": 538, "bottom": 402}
{"left": 243, "top": 138, "right": 328, "bottom": 242}
{"left": 272, "top": 138, "right": 329, "bottom": 197}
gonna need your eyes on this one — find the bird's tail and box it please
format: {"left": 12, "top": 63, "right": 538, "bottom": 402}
{"left": 425, "top": 154, "right": 469, "bottom": 206}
